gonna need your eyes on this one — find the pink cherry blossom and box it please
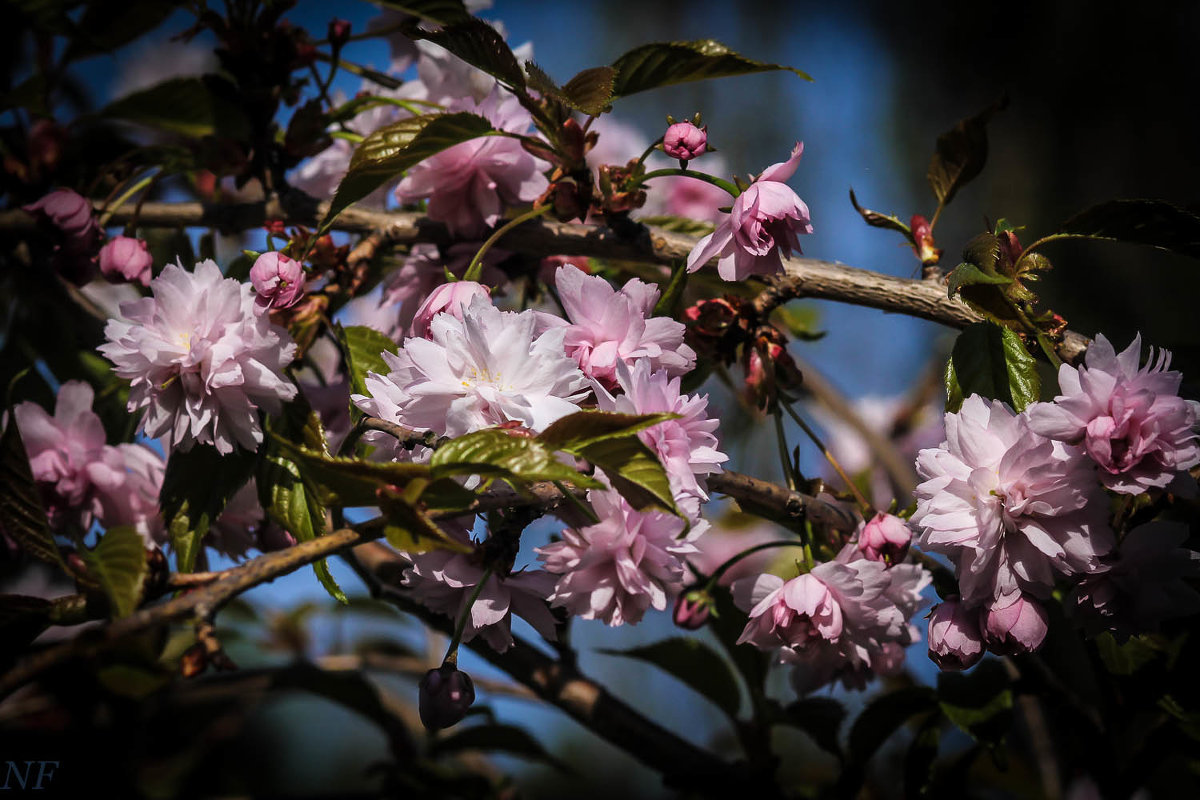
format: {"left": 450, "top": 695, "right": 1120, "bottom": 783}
{"left": 403, "top": 525, "right": 558, "bottom": 652}
{"left": 1025, "top": 333, "right": 1200, "bottom": 494}
{"left": 911, "top": 395, "right": 1113, "bottom": 606}
{"left": 410, "top": 280, "right": 491, "bottom": 339}
{"left": 353, "top": 295, "right": 587, "bottom": 437}
{"left": 87, "top": 442, "right": 165, "bottom": 546}
{"left": 982, "top": 592, "right": 1048, "bottom": 655}
{"left": 927, "top": 598, "right": 985, "bottom": 671}
{"left": 13, "top": 381, "right": 109, "bottom": 530}
{"left": 547, "top": 265, "right": 695, "bottom": 386}
{"left": 857, "top": 512, "right": 912, "bottom": 565}
{"left": 594, "top": 359, "right": 726, "bottom": 520}
{"left": 23, "top": 188, "right": 100, "bottom": 283}
{"left": 99, "top": 260, "right": 298, "bottom": 455}
{"left": 685, "top": 142, "right": 812, "bottom": 281}
{"left": 250, "top": 251, "right": 306, "bottom": 310}
{"left": 395, "top": 90, "right": 548, "bottom": 238}
{"left": 537, "top": 489, "right": 703, "bottom": 626}
{"left": 98, "top": 236, "right": 153, "bottom": 286}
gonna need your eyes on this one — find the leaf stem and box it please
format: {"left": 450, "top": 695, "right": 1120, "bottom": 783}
{"left": 637, "top": 168, "right": 739, "bottom": 198}
{"left": 780, "top": 400, "right": 873, "bottom": 514}
{"left": 463, "top": 205, "right": 551, "bottom": 283}
{"left": 704, "top": 540, "right": 807, "bottom": 587}
{"left": 98, "top": 171, "right": 157, "bottom": 229}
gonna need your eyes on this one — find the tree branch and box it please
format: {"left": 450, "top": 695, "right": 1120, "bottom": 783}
{"left": 0, "top": 197, "right": 1089, "bottom": 361}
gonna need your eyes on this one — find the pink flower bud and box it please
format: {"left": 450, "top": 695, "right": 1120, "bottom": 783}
{"left": 249, "top": 251, "right": 306, "bottom": 310}
{"left": 418, "top": 662, "right": 476, "bottom": 731}
{"left": 328, "top": 18, "right": 351, "bottom": 46}
{"left": 98, "top": 236, "right": 153, "bottom": 286}
{"left": 663, "top": 121, "right": 708, "bottom": 162}
{"left": 983, "top": 593, "right": 1048, "bottom": 655}
{"left": 673, "top": 588, "right": 712, "bottom": 630}
{"left": 23, "top": 188, "right": 97, "bottom": 242}
{"left": 927, "top": 598, "right": 984, "bottom": 671}
{"left": 910, "top": 214, "right": 941, "bottom": 266}
{"left": 857, "top": 512, "right": 912, "bottom": 566}
{"left": 410, "top": 280, "right": 490, "bottom": 338}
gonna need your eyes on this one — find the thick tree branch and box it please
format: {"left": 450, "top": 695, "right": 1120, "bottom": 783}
{"left": 707, "top": 470, "right": 858, "bottom": 532}
{"left": 0, "top": 197, "right": 1089, "bottom": 361}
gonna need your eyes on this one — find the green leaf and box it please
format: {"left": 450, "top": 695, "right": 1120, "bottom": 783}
{"left": 600, "top": 637, "right": 741, "bottom": 719}
{"left": 573, "top": 435, "right": 678, "bottom": 515}
{"left": 611, "top": 40, "right": 811, "bottom": 98}
{"left": 336, "top": 324, "right": 400, "bottom": 417}
{"left": 847, "top": 686, "right": 937, "bottom": 765}
{"left": 269, "top": 436, "right": 431, "bottom": 507}
{"left": 410, "top": 18, "right": 526, "bottom": 90}
{"left": 653, "top": 260, "right": 690, "bottom": 319}
{"left": 1095, "top": 631, "right": 1163, "bottom": 675}
{"left": 82, "top": 526, "right": 148, "bottom": 619}
{"left": 100, "top": 76, "right": 252, "bottom": 140}
{"left": 638, "top": 214, "right": 717, "bottom": 238}
{"left": 558, "top": 66, "right": 616, "bottom": 116}
{"left": 64, "top": 0, "right": 180, "bottom": 61}
{"left": 946, "top": 322, "right": 1040, "bottom": 413}
{"left": 376, "top": 0, "right": 472, "bottom": 25}
{"left": 537, "top": 410, "right": 676, "bottom": 452}
{"left": 946, "top": 261, "right": 1013, "bottom": 299}
{"left": 430, "top": 428, "right": 604, "bottom": 488}
{"left": 937, "top": 659, "right": 1013, "bottom": 746}
{"left": 1055, "top": 199, "right": 1200, "bottom": 259}
{"left": 430, "top": 723, "right": 570, "bottom": 772}
{"left": 772, "top": 303, "right": 825, "bottom": 342}
{"left": 927, "top": 96, "right": 1008, "bottom": 210}
{"left": 321, "top": 112, "right": 497, "bottom": 233}
{"left": 259, "top": 404, "right": 346, "bottom": 604}
{"left": 0, "top": 412, "right": 65, "bottom": 570}
{"left": 777, "top": 697, "right": 846, "bottom": 759}
{"left": 849, "top": 188, "right": 912, "bottom": 237}
{"left": 159, "top": 445, "right": 258, "bottom": 573}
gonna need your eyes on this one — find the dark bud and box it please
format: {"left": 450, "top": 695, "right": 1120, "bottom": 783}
{"left": 419, "top": 662, "right": 476, "bottom": 731}
{"left": 180, "top": 642, "right": 208, "bottom": 678}
{"left": 328, "top": 18, "right": 351, "bottom": 47}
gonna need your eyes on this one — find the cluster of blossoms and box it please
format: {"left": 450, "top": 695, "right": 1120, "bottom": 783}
{"left": 914, "top": 335, "right": 1200, "bottom": 668}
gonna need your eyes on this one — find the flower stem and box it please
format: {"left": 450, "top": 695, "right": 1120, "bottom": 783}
{"left": 98, "top": 171, "right": 157, "bottom": 229}
{"left": 637, "top": 168, "right": 739, "bottom": 198}
{"left": 463, "top": 205, "right": 550, "bottom": 283}
{"left": 445, "top": 567, "right": 494, "bottom": 663}
{"left": 780, "top": 400, "right": 873, "bottom": 514}
{"left": 705, "top": 540, "right": 807, "bottom": 587}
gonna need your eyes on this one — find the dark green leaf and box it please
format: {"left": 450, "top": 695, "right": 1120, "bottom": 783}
{"left": 927, "top": 96, "right": 1008, "bottom": 209}
{"left": 322, "top": 112, "right": 496, "bottom": 233}
{"left": 946, "top": 322, "right": 1040, "bottom": 413}
{"left": 431, "top": 428, "right": 604, "bottom": 488}
{"left": 0, "top": 595, "right": 53, "bottom": 656}
{"left": 269, "top": 435, "right": 430, "bottom": 507}
{"left": 82, "top": 526, "right": 148, "bottom": 619}
{"left": 100, "top": 76, "right": 251, "bottom": 140}
{"left": 600, "top": 637, "right": 741, "bottom": 719}
{"left": 639, "top": 214, "right": 717, "bottom": 238}
{"left": 848, "top": 685, "right": 937, "bottom": 765}
{"left": 410, "top": 18, "right": 525, "bottom": 90}
{"left": 849, "top": 188, "right": 912, "bottom": 237}
{"left": 946, "top": 262, "right": 1013, "bottom": 299}
{"left": 97, "top": 663, "right": 171, "bottom": 698}
{"left": 574, "top": 435, "right": 678, "bottom": 514}
{"left": 1095, "top": 631, "right": 1162, "bottom": 675}
{"left": 376, "top": 0, "right": 472, "bottom": 25}
{"left": 962, "top": 231, "right": 1001, "bottom": 273}
{"left": 336, "top": 324, "right": 400, "bottom": 417}
{"left": 64, "top": 0, "right": 180, "bottom": 61}
{"left": 772, "top": 304, "right": 825, "bottom": 342}
{"left": 523, "top": 61, "right": 561, "bottom": 98}
{"left": 0, "top": 411, "right": 64, "bottom": 569}
{"left": 707, "top": 585, "right": 769, "bottom": 697}
{"left": 778, "top": 697, "right": 846, "bottom": 759}
{"left": 937, "top": 659, "right": 1013, "bottom": 746}
{"left": 431, "top": 723, "right": 570, "bottom": 772}
{"left": 160, "top": 445, "right": 258, "bottom": 573}
{"left": 537, "top": 410, "right": 676, "bottom": 452}
{"left": 1055, "top": 199, "right": 1200, "bottom": 259}
{"left": 611, "top": 40, "right": 811, "bottom": 98}
{"left": 560, "top": 66, "right": 616, "bottom": 116}
{"left": 653, "top": 260, "right": 690, "bottom": 319}
{"left": 905, "top": 715, "right": 943, "bottom": 798}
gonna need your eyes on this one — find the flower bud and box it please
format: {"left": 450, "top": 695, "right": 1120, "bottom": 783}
{"left": 927, "top": 598, "right": 984, "bottom": 671}
{"left": 328, "top": 18, "right": 351, "bottom": 46}
{"left": 98, "top": 236, "right": 153, "bottom": 286}
{"left": 673, "top": 588, "right": 712, "bottom": 630}
{"left": 910, "top": 214, "right": 941, "bottom": 267}
{"left": 418, "top": 662, "right": 476, "bottom": 731}
{"left": 983, "top": 593, "right": 1048, "bottom": 655}
{"left": 663, "top": 121, "right": 708, "bottom": 163}
{"left": 23, "top": 188, "right": 96, "bottom": 242}
{"left": 250, "top": 251, "right": 306, "bottom": 310}
{"left": 857, "top": 512, "right": 912, "bottom": 566}
{"left": 410, "top": 280, "right": 490, "bottom": 338}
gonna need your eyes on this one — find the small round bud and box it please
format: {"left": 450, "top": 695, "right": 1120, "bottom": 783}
{"left": 410, "top": 280, "right": 490, "bottom": 338}
{"left": 663, "top": 121, "right": 708, "bottom": 163}
{"left": 98, "top": 236, "right": 154, "bottom": 286}
{"left": 857, "top": 512, "right": 912, "bottom": 566}
{"left": 983, "top": 593, "right": 1048, "bottom": 655}
{"left": 249, "top": 251, "right": 306, "bottom": 310}
{"left": 328, "top": 18, "right": 351, "bottom": 46}
{"left": 927, "top": 598, "right": 984, "bottom": 672}
{"left": 418, "top": 662, "right": 476, "bottom": 731}
{"left": 672, "top": 589, "right": 712, "bottom": 630}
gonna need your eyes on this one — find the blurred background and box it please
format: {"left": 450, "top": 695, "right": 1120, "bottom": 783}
{"left": 3, "top": 0, "right": 1199, "bottom": 796}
